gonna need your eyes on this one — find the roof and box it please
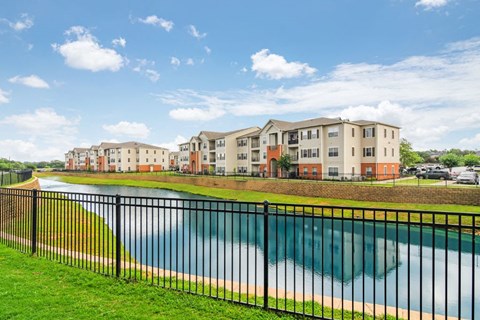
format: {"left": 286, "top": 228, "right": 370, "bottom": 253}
{"left": 200, "top": 127, "right": 260, "bottom": 140}
{"left": 237, "top": 129, "right": 262, "bottom": 139}
{"left": 97, "top": 141, "right": 168, "bottom": 150}
{"left": 350, "top": 120, "right": 401, "bottom": 129}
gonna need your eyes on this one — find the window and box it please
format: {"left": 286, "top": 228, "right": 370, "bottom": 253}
{"left": 328, "top": 147, "right": 339, "bottom": 157}
{"left": 263, "top": 152, "right": 266, "bottom": 159}
{"left": 302, "top": 149, "right": 308, "bottom": 158}
{"left": 363, "top": 127, "right": 375, "bottom": 138}
{"left": 146, "top": 158, "right": 149, "bottom": 162}
{"left": 203, "top": 155, "right": 207, "bottom": 161}
{"left": 128, "top": 158, "right": 130, "bottom": 163}
{"left": 392, "top": 130, "right": 395, "bottom": 139}
{"left": 312, "top": 148, "right": 319, "bottom": 158}
{"left": 384, "top": 147, "right": 387, "bottom": 157}
{"left": 352, "top": 128, "right": 355, "bottom": 137}
{"left": 262, "top": 138, "right": 267, "bottom": 145}
{"left": 384, "top": 129, "right": 387, "bottom": 138}
{"left": 328, "top": 126, "right": 339, "bottom": 138}
{"left": 363, "top": 147, "right": 375, "bottom": 157}
{"left": 366, "top": 167, "right": 373, "bottom": 176}
{"left": 392, "top": 148, "right": 395, "bottom": 157}
{"left": 352, "top": 147, "right": 355, "bottom": 157}
{"left": 128, "top": 149, "right": 131, "bottom": 154}
{"left": 154, "top": 150, "right": 157, "bottom": 154}
{"left": 303, "top": 167, "right": 308, "bottom": 176}
{"left": 391, "top": 165, "right": 395, "bottom": 175}
{"left": 162, "top": 151, "right": 164, "bottom": 155}
{"left": 384, "top": 165, "right": 387, "bottom": 176}
{"left": 352, "top": 166, "right": 355, "bottom": 175}
{"left": 328, "top": 167, "right": 339, "bottom": 177}
{"left": 311, "top": 129, "right": 319, "bottom": 139}
{"left": 312, "top": 167, "right": 317, "bottom": 176}
{"left": 301, "top": 131, "right": 307, "bottom": 140}
{"left": 203, "top": 143, "right": 207, "bottom": 149}
{"left": 146, "top": 150, "right": 149, "bottom": 154}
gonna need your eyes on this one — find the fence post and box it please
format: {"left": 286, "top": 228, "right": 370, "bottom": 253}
{"left": 263, "top": 200, "right": 269, "bottom": 310}
{"left": 31, "top": 189, "right": 38, "bottom": 255}
{"left": 115, "top": 194, "right": 121, "bottom": 277}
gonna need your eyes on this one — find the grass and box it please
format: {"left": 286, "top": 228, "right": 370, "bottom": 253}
{"left": 0, "top": 243, "right": 399, "bottom": 319}
{"left": 0, "top": 244, "right": 292, "bottom": 320}
{"left": 36, "top": 173, "right": 480, "bottom": 214}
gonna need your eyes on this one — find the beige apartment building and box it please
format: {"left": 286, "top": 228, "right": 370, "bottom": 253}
{"left": 65, "top": 141, "right": 169, "bottom": 172}
{"left": 178, "top": 127, "right": 260, "bottom": 174}
{"left": 180, "top": 117, "right": 400, "bottom": 179}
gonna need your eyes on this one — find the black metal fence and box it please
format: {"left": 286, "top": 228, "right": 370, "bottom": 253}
{"left": 0, "top": 187, "right": 478, "bottom": 319}
{"left": 0, "top": 169, "right": 33, "bottom": 187}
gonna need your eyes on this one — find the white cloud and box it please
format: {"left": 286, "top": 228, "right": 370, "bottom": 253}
{"left": 1, "top": 108, "right": 79, "bottom": 136}
{"left": 133, "top": 59, "right": 160, "bottom": 82}
{"left": 188, "top": 25, "right": 206, "bottom": 39}
{"left": 169, "top": 107, "right": 225, "bottom": 121}
{"left": 145, "top": 69, "right": 160, "bottom": 82}
{"left": 102, "top": 121, "right": 150, "bottom": 139}
{"left": 8, "top": 75, "right": 50, "bottom": 89}
{"left": 171, "top": 56, "right": 180, "bottom": 66}
{"left": 1, "top": 13, "right": 34, "bottom": 31}
{"left": 251, "top": 49, "right": 316, "bottom": 80}
{"left": 0, "top": 139, "right": 65, "bottom": 162}
{"left": 112, "top": 37, "right": 126, "bottom": 48}
{"left": 0, "top": 108, "right": 81, "bottom": 161}
{"left": 138, "top": 15, "right": 173, "bottom": 31}
{"left": 52, "top": 26, "right": 125, "bottom": 72}
{"left": 0, "top": 88, "right": 10, "bottom": 104}
{"left": 158, "top": 135, "right": 188, "bottom": 151}
{"left": 459, "top": 133, "right": 480, "bottom": 148}
{"left": 204, "top": 46, "right": 211, "bottom": 54}
{"left": 415, "top": 0, "right": 448, "bottom": 9}
{"left": 186, "top": 58, "right": 194, "bottom": 66}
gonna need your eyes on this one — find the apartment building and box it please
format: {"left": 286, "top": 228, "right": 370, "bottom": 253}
{"left": 179, "top": 127, "right": 260, "bottom": 174}
{"left": 65, "top": 141, "right": 169, "bottom": 172}
{"left": 179, "top": 117, "right": 400, "bottom": 179}
{"left": 169, "top": 151, "right": 179, "bottom": 170}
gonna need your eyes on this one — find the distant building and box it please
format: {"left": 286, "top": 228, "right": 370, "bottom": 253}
{"left": 65, "top": 141, "right": 169, "bottom": 172}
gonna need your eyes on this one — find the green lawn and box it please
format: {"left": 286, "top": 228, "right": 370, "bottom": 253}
{"left": 0, "top": 244, "right": 294, "bottom": 320}
{"left": 0, "top": 244, "right": 400, "bottom": 319}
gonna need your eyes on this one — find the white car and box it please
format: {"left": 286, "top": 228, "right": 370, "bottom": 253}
{"left": 456, "top": 171, "right": 479, "bottom": 185}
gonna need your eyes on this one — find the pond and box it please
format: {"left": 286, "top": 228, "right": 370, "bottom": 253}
{"left": 39, "top": 178, "right": 480, "bottom": 319}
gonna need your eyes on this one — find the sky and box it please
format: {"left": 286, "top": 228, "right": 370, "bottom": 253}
{"left": 0, "top": 0, "right": 479, "bottom": 161}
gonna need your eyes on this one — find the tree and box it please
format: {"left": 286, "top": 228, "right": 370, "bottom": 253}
{"left": 439, "top": 153, "right": 462, "bottom": 170}
{"left": 463, "top": 154, "right": 480, "bottom": 167}
{"left": 278, "top": 154, "right": 292, "bottom": 178}
{"left": 399, "top": 139, "right": 423, "bottom": 168}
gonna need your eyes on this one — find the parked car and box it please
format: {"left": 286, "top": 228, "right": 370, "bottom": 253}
{"left": 416, "top": 170, "right": 451, "bottom": 180}
{"left": 455, "top": 171, "right": 479, "bottom": 185}
{"left": 404, "top": 167, "right": 419, "bottom": 175}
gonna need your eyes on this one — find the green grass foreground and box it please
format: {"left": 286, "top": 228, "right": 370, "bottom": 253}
{"left": 36, "top": 173, "right": 480, "bottom": 214}
{"left": 0, "top": 244, "right": 293, "bottom": 320}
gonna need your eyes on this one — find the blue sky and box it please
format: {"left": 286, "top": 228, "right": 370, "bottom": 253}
{"left": 0, "top": 0, "right": 479, "bottom": 161}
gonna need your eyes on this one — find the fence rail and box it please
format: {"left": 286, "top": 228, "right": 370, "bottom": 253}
{"left": 0, "top": 187, "right": 478, "bottom": 319}
{"left": 0, "top": 169, "right": 33, "bottom": 187}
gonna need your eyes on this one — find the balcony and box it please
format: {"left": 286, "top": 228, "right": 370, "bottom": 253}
{"left": 288, "top": 138, "right": 298, "bottom": 145}
{"left": 290, "top": 155, "right": 298, "bottom": 161}
{"left": 251, "top": 157, "right": 260, "bottom": 162}
{"left": 268, "top": 145, "right": 278, "bottom": 151}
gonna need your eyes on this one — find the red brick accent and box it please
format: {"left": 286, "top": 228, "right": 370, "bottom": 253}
{"left": 190, "top": 151, "right": 200, "bottom": 173}
{"left": 138, "top": 165, "right": 163, "bottom": 172}
{"left": 266, "top": 145, "right": 282, "bottom": 177}
{"left": 361, "top": 163, "right": 400, "bottom": 180}
{"left": 299, "top": 164, "right": 323, "bottom": 179}
{"left": 98, "top": 156, "right": 105, "bottom": 172}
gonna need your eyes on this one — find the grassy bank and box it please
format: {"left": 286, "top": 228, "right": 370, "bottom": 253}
{"left": 36, "top": 173, "right": 480, "bottom": 214}
{"left": 0, "top": 244, "right": 294, "bottom": 320}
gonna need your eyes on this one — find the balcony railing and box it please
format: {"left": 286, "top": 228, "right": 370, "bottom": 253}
{"left": 288, "top": 139, "right": 298, "bottom": 145}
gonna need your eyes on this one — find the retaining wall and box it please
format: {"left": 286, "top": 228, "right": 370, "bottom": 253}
{"left": 44, "top": 173, "right": 480, "bottom": 207}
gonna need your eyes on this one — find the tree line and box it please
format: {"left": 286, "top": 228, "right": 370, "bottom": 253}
{"left": 400, "top": 139, "right": 480, "bottom": 169}
{"left": 0, "top": 158, "right": 64, "bottom": 171}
